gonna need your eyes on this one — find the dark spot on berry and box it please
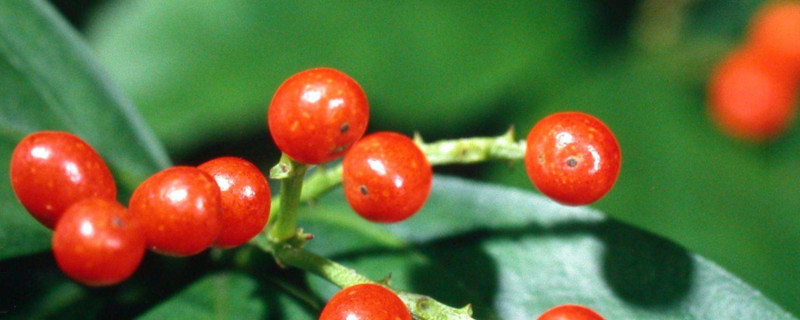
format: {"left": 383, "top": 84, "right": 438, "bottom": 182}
{"left": 340, "top": 122, "right": 350, "bottom": 134}
{"left": 112, "top": 218, "right": 123, "bottom": 227}
{"left": 566, "top": 157, "right": 578, "bottom": 167}
{"left": 538, "top": 153, "right": 544, "bottom": 164}
{"left": 359, "top": 185, "right": 368, "bottom": 195}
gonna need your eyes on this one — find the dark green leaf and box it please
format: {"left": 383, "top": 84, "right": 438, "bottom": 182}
{"left": 493, "top": 46, "right": 800, "bottom": 315}
{"left": 0, "top": 253, "right": 102, "bottom": 320}
{"left": 86, "top": 0, "right": 594, "bottom": 154}
{"left": 296, "top": 176, "right": 795, "bottom": 319}
{"left": 137, "top": 272, "right": 314, "bottom": 320}
{"left": 0, "top": 0, "right": 170, "bottom": 260}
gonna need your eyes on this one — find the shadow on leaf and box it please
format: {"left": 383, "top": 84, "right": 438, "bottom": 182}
{"left": 408, "top": 233, "right": 501, "bottom": 320}
{"left": 597, "top": 220, "right": 694, "bottom": 307}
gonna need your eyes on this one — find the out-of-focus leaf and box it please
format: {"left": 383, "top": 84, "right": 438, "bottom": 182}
{"left": 0, "top": 253, "right": 102, "bottom": 319}
{"left": 0, "top": 0, "right": 170, "bottom": 260}
{"left": 86, "top": 0, "right": 595, "bottom": 154}
{"left": 493, "top": 46, "right": 800, "bottom": 315}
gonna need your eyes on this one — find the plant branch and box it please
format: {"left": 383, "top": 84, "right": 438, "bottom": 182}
{"left": 414, "top": 127, "right": 525, "bottom": 165}
{"left": 275, "top": 129, "right": 526, "bottom": 208}
{"left": 266, "top": 154, "right": 309, "bottom": 243}
{"left": 254, "top": 238, "right": 476, "bottom": 320}
{"left": 258, "top": 130, "right": 524, "bottom": 319}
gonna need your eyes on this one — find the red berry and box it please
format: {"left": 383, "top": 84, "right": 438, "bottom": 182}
{"left": 748, "top": 1, "right": 800, "bottom": 75}
{"left": 128, "top": 166, "right": 222, "bottom": 256}
{"left": 537, "top": 304, "right": 605, "bottom": 320}
{"left": 708, "top": 47, "right": 798, "bottom": 142}
{"left": 318, "top": 283, "right": 412, "bottom": 320}
{"left": 52, "top": 198, "right": 145, "bottom": 286}
{"left": 342, "top": 132, "right": 432, "bottom": 223}
{"left": 198, "top": 157, "right": 271, "bottom": 248}
{"left": 524, "top": 112, "right": 621, "bottom": 206}
{"left": 267, "top": 67, "right": 369, "bottom": 164}
{"left": 10, "top": 131, "right": 117, "bottom": 229}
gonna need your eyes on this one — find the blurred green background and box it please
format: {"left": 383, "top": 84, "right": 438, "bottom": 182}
{"left": 48, "top": 0, "right": 800, "bottom": 316}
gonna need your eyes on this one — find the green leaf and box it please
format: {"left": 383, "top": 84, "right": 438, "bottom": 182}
{"left": 0, "top": 0, "right": 170, "bottom": 260}
{"left": 493, "top": 44, "right": 800, "bottom": 316}
{"left": 295, "top": 176, "right": 795, "bottom": 319}
{"left": 137, "top": 272, "right": 314, "bottom": 320}
{"left": 0, "top": 253, "right": 103, "bottom": 320}
{"left": 86, "top": 0, "right": 594, "bottom": 154}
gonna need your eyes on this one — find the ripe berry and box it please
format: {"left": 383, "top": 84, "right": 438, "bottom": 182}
{"left": 748, "top": 1, "right": 800, "bottom": 75}
{"left": 10, "top": 131, "right": 116, "bottom": 229}
{"left": 267, "top": 67, "right": 369, "bottom": 164}
{"left": 128, "top": 166, "right": 222, "bottom": 256}
{"left": 342, "top": 132, "right": 432, "bottom": 223}
{"left": 708, "top": 47, "right": 798, "bottom": 142}
{"left": 52, "top": 198, "right": 145, "bottom": 286}
{"left": 537, "top": 304, "right": 605, "bottom": 320}
{"left": 198, "top": 157, "right": 271, "bottom": 248}
{"left": 318, "top": 283, "right": 412, "bottom": 320}
{"left": 525, "top": 112, "right": 621, "bottom": 206}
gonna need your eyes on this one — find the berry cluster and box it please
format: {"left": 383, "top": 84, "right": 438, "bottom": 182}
{"left": 267, "top": 68, "right": 617, "bottom": 318}
{"left": 268, "top": 68, "right": 434, "bottom": 224}
{"left": 708, "top": 1, "right": 800, "bottom": 142}
{"left": 10, "top": 132, "right": 271, "bottom": 285}
{"left": 10, "top": 67, "right": 620, "bottom": 319}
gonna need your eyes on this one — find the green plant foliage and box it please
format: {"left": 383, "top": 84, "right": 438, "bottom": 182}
{"left": 85, "top": 0, "right": 594, "bottom": 154}
{"left": 494, "top": 47, "right": 800, "bottom": 315}
{"left": 298, "top": 176, "right": 794, "bottom": 319}
{"left": 8, "top": 177, "right": 788, "bottom": 319}
{"left": 0, "top": 0, "right": 170, "bottom": 260}
{"left": 137, "top": 272, "right": 266, "bottom": 320}
{"left": 2, "top": 0, "right": 799, "bottom": 319}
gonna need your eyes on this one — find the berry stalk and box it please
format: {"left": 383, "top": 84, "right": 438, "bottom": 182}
{"left": 260, "top": 130, "right": 525, "bottom": 319}
{"left": 254, "top": 237, "right": 476, "bottom": 320}
{"left": 414, "top": 127, "right": 525, "bottom": 165}
{"left": 282, "top": 129, "right": 526, "bottom": 208}
{"left": 266, "top": 154, "right": 309, "bottom": 243}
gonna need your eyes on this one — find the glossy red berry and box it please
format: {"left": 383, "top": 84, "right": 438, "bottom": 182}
{"left": 708, "top": 47, "right": 798, "bottom": 142}
{"left": 198, "top": 157, "right": 271, "bottom": 248}
{"left": 10, "top": 131, "right": 117, "bottom": 229}
{"left": 342, "top": 132, "right": 432, "bottom": 223}
{"left": 267, "top": 67, "right": 369, "bottom": 164}
{"left": 525, "top": 112, "right": 621, "bottom": 206}
{"left": 129, "top": 166, "right": 222, "bottom": 256}
{"left": 52, "top": 198, "right": 145, "bottom": 286}
{"left": 318, "top": 283, "right": 412, "bottom": 320}
{"left": 537, "top": 304, "right": 605, "bottom": 320}
{"left": 748, "top": 1, "right": 800, "bottom": 75}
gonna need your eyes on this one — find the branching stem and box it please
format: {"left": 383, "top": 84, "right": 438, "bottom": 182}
{"left": 254, "top": 238, "right": 476, "bottom": 320}
{"left": 266, "top": 154, "right": 309, "bottom": 243}
{"left": 259, "top": 131, "right": 525, "bottom": 320}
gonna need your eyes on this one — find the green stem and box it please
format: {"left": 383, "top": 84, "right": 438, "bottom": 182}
{"left": 300, "top": 165, "right": 344, "bottom": 203}
{"left": 266, "top": 242, "right": 372, "bottom": 287}
{"left": 414, "top": 128, "right": 525, "bottom": 165}
{"left": 275, "top": 129, "right": 526, "bottom": 209}
{"left": 266, "top": 154, "right": 309, "bottom": 243}
{"left": 259, "top": 130, "right": 524, "bottom": 319}
{"left": 254, "top": 240, "right": 475, "bottom": 320}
